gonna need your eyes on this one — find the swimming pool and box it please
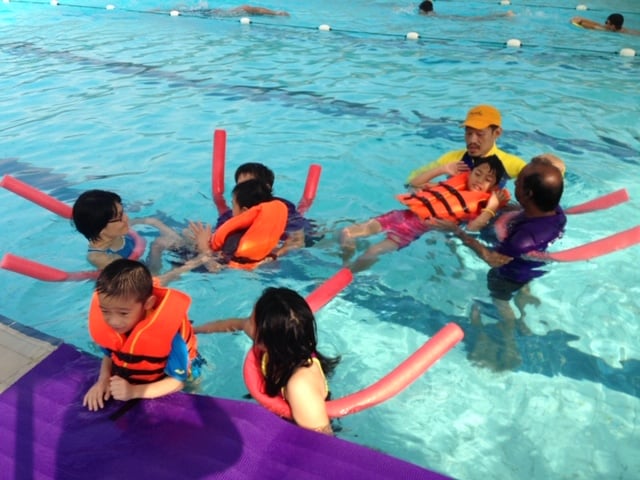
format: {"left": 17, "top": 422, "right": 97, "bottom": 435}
{"left": 2, "top": 0, "right": 639, "bottom": 478}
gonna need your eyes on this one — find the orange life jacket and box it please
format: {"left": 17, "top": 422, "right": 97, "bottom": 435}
{"left": 211, "top": 200, "right": 288, "bottom": 270}
{"left": 397, "top": 172, "right": 502, "bottom": 222}
{"left": 88, "top": 286, "right": 198, "bottom": 384}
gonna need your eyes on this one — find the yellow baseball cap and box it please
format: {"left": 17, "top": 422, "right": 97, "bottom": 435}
{"left": 463, "top": 105, "right": 502, "bottom": 129}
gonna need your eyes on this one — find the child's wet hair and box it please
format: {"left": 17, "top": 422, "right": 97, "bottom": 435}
{"left": 254, "top": 287, "right": 340, "bottom": 397}
{"left": 234, "top": 162, "right": 275, "bottom": 188}
{"left": 95, "top": 259, "right": 153, "bottom": 302}
{"left": 72, "top": 190, "right": 122, "bottom": 241}
{"left": 232, "top": 179, "right": 273, "bottom": 209}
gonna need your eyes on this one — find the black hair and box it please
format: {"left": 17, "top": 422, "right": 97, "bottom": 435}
{"left": 234, "top": 162, "right": 275, "bottom": 188}
{"left": 72, "top": 190, "right": 122, "bottom": 242}
{"left": 253, "top": 287, "right": 340, "bottom": 397}
{"left": 419, "top": 1, "right": 433, "bottom": 13}
{"left": 95, "top": 259, "right": 153, "bottom": 302}
{"left": 232, "top": 179, "right": 273, "bottom": 210}
{"left": 522, "top": 166, "right": 563, "bottom": 212}
{"left": 473, "top": 155, "right": 506, "bottom": 186}
{"left": 606, "top": 13, "right": 624, "bottom": 30}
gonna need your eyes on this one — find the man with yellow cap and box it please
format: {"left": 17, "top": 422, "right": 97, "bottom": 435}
{"left": 407, "top": 105, "right": 526, "bottom": 188}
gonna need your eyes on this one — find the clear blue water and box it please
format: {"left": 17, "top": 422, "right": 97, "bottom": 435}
{"left": 2, "top": 0, "right": 640, "bottom": 478}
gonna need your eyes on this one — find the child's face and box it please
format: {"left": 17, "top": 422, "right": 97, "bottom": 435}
{"left": 467, "top": 163, "right": 498, "bottom": 192}
{"left": 100, "top": 202, "right": 129, "bottom": 239}
{"left": 98, "top": 294, "right": 149, "bottom": 334}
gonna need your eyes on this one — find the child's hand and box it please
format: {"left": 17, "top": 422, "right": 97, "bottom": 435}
{"left": 188, "top": 221, "right": 213, "bottom": 254}
{"left": 110, "top": 375, "right": 135, "bottom": 401}
{"left": 82, "top": 379, "right": 111, "bottom": 411}
{"left": 488, "top": 189, "right": 509, "bottom": 210}
{"left": 444, "top": 161, "right": 470, "bottom": 177}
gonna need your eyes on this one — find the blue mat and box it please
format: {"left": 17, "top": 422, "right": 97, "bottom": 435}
{"left": 0, "top": 343, "right": 449, "bottom": 479}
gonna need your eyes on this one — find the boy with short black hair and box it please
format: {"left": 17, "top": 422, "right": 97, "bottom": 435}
{"left": 83, "top": 259, "right": 202, "bottom": 411}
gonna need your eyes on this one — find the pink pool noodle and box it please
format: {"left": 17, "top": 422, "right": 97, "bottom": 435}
{"left": 1, "top": 175, "right": 72, "bottom": 219}
{"left": 297, "top": 164, "right": 322, "bottom": 215}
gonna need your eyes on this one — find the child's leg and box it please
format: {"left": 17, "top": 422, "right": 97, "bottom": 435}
{"left": 349, "top": 238, "right": 399, "bottom": 273}
{"left": 340, "top": 219, "right": 383, "bottom": 262}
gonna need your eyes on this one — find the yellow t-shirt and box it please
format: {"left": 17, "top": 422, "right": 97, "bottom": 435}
{"left": 406, "top": 145, "right": 526, "bottom": 183}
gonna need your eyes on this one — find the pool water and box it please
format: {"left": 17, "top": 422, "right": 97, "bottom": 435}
{"left": 1, "top": 0, "right": 639, "bottom": 478}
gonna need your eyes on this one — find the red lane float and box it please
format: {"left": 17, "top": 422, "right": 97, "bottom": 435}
{"left": 212, "top": 129, "right": 229, "bottom": 214}
{"left": 1, "top": 175, "right": 73, "bottom": 219}
{"left": 244, "top": 322, "right": 464, "bottom": 419}
{"left": 526, "top": 225, "right": 640, "bottom": 262}
{"left": 243, "top": 268, "right": 463, "bottom": 419}
{"left": 297, "top": 164, "right": 322, "bottom": 215}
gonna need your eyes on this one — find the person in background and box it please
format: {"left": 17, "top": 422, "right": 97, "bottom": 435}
{"left": 83, "top": 259, "right": 203, "bottom": 411}
{"left": 195, "top": 287, "right": 340, "bottom": 435}
{"left": 185, "top": 5, "right": 289, "bottom": 17}
{"left": 419, "top": 1, "right": 514, "bottom": 19}
{"left": 407, "top": 105, "right": 526, "bottom": 187}
{"left": 572, "top": 13, "right": 640, "bottom": 35}
{"left": 432, "top": 157, "right": 565, "bottom": 371}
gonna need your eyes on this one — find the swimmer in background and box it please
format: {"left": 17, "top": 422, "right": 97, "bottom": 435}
{"left": 186, "top": 4, "right": 289, "bottom": 17}
{"left": 571, "top": 13, "right": 640, "bottom": 35}
{"left": 418, "top": 1, "right": 514, "bottom": 19}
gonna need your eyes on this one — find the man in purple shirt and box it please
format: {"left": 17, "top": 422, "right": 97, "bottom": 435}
{"left": 434, "top": 156, "right": 565, "bottom": 370}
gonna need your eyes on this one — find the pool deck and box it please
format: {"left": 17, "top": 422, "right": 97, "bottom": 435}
{"left": 0, "top": 316, "right": 59, "bottom": 394}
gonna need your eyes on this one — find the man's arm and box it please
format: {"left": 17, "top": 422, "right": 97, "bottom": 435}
{"left": 431, "top": 219, "right": 512, "bottom": 267}
{"left": 571, "top": 16, "right": 606, "bottom": 30}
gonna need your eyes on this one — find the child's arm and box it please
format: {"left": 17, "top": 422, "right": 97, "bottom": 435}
{"left": 109, "top": 375, "right": 184, "bottom": 401}
{"left": 194, "top": 316, "right": 253, "bottom": 336}
{"left": 407, "top": 163, "right": 466, "bottom": 190}
{"left": 275, "top": 228, "right": 305, "bottom": 257}
{"left": 83, "top": 356, "right": 112, "bottom": 411}
{"left": 466, "top": 189, "right": 509, "bottom": 232}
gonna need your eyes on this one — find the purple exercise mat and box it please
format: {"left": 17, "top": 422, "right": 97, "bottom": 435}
{"left": 0, "top": 344, "right": 449, "bottom": 479}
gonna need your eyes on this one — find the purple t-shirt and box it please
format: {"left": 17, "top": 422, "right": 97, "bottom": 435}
{"left": 495, "top": 208, "right": 567, "bottom": 283}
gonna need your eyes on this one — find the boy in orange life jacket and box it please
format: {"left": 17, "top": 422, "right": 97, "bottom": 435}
{"left": 340, "top": 156, "right": 508, "bottom": 273}
{"left": 83, "top": 259, "right": 202, "bottom": 411}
